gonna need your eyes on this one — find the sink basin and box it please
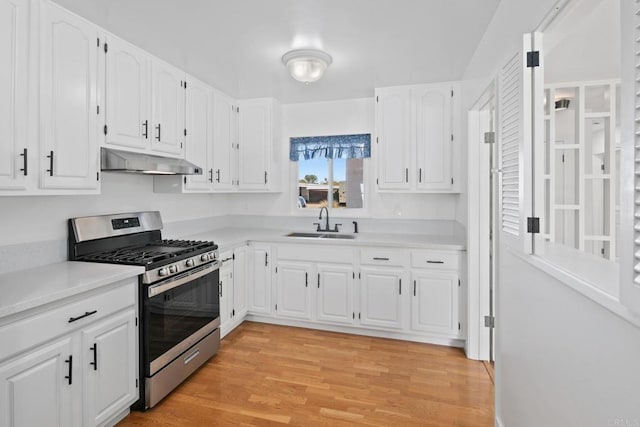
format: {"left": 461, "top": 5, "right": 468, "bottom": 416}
{"left": 285, "top": 232, "right": 356, "bottom": 240}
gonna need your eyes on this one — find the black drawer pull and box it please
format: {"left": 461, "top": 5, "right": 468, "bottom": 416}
{"left": 156, "top": 123, "right": 161, "bottom": 141}
{"left": 20, "top": 148, "right": 27, "bottom": 176}
{"left": 90, "top": 343, "right": 97, "bottom": 371}
{"left": 373, "top": 257, "right": 389, "bottom": 261}
{"left": 46, "top": 150, "right": 54, "bottom": 176}
{"left": 216, "top": 169, "right": 221, "bottom": 183}
{"left": 142, "top": 120, "right": 148, "bottom": 139}
{"left": 68, "top": 310, "right": 97, "bottom": 323}
{"left": 426, "top": 260, "right": 444, "bottom": 264}
{"left": 208, "top": 169, "right": 213, "bottom": 183}
{"left": 64, "top": 355, "right": 73, "bottom": 385}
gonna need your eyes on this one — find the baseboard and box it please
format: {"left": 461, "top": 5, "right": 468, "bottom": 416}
{"left": 102, "top": 407, "right": 130, "bottom": 427}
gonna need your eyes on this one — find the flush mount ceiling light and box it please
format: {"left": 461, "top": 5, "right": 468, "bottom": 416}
{"left": 282, "top": 49, "right": 332, "bottom": 84}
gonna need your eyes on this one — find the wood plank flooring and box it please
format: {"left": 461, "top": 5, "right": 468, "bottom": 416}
{"left": 119, "top": 322, "right": 494, "bottom": 426}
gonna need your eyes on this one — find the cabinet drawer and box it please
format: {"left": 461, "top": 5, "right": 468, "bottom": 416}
{"left": 359, "top": 248, "right": 409, "bottom": 267}
{"left": 0, "top": 279, "right": 136, "bottom": 362}
{"left": 277, "top": 244, "right": 354, "bottom": 264}
{"left": 411, "top": 251, "right": 459, "bottom": 270}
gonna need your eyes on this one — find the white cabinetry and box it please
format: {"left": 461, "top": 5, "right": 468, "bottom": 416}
{"left": 40, "top": 0, "right": 100, "bottom": 190}
{"left": 183, "top": 78, "right": 212, "bottom": 191}
{"left": 0, "top": 278, "right": 139, "bottom": 427}
{"left": 316, "top": 264, "right": 354, "bottom": 326}
{"left": 237, "top": 98, "right": 279, "bottom": 191}
{"left": 375, "top": 82, "right": 460, "bottom": 193}
{"left": 150, "top": 60, "right": 185, "bottom": 156}
{"left": 248, "top": 244, "right": 272, "bottom": 315}
{"left": 359, "top": 266, "right": 406, "bottom": 330}
{"left": 104, "top": 35, "right": 149, "bottom": 151}
{"left": 232, "top": 245, "right": 248, "bottom": 320}
{"left": 219, "top": 251, "right": 234, "bottom": 335}
{"left": 0, "top": 0, "right": 30, "bottom": 190}
{"left": 212, "top": 92, "right": 237, "bottom": 190}
{"left": 275, "top": 261, "right": 312, "bottom": 320}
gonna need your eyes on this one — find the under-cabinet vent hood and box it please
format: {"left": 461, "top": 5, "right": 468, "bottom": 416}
{"left": 100, "top": 147, "right": 202, "bottom": 175}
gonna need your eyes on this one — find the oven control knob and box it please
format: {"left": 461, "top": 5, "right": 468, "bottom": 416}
{"left": 169, "top": 265, "right": 177, "bottom": 274}
{"left": 200, "top": 254, "right": 209, "bottom": 262}
{"left": 158, "top": 268, "right": 168, "bottom": 277}
{"left": 185, "top": 259, "right": 195, "bottom": 267}
{"left": 208, "top": 252, "right": 216, "bottom": 260}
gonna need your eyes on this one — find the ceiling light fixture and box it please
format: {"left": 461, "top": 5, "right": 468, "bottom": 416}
{"left": 282, "top": 49, "right": 332, "bottom": 84}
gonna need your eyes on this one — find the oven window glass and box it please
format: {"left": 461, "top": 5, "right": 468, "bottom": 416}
{"left": 145, "top": 269, "right": 219, "bottom": 365}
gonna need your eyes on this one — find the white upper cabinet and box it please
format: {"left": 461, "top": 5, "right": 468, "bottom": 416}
{"left": 375, "top": 87, "right": 412, "bottom": 190}
{"left": 375, "top": 82, "right": 460, "bottom": 193}
{"left": 40, "top": 0, "right": 99, "bottom": 190}
{"left": 238, "top": 98, "right": 279, "bottom": 191}
{"left": 151, "top": 60, "right": 185, "bottom": 156}
{"left": 0, "top": 0, "right": 29, "bottom": 190}
{"left": 212, "top": 92, "right": 236, "bottom": 190}
{"left": 183, "top": 77, "right": 212, "bottom": 191}
{"left": 104, "top": 35, "right": 149, "bottom": 150}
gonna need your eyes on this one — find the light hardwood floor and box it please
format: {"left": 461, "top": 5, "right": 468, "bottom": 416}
{"left": 119, "top": 322, "right": 494, "bottom": 426}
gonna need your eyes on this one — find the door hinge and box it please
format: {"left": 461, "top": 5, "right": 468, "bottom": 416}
{"left": 484, "top": 316, "right": 495, "bottom": 328}
{"left": 526, "top": 51, "right": 540, "bottom": 68}
{"left": 527, "top": 217, "right": 540, "bottom": 234}
{"left": 103, "top": 125, "right": 108, "bottom": 135}
{"left": 104, "top": 43, "right": 108, "bottom": 53}
{"left": 484, "top": 131, "right": 495, "bottom": 144}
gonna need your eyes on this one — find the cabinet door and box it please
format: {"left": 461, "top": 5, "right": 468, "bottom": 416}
{"left": 248, "top": 244, "right": 271, "bottom": 315}
{"left": 104, "top": 35, "right": 149, "bottom": 150}
{"left": 316, "top": 264, "right": 354, "bottom": 326}
{"left": 359, "top": 267, "right": 405, "bottom": 330}
{"left": 375, "top": 88, "right": 411, "bottom": 190}
{"left": 0, "top": 337, "right": 75, "bottom": 427}
{"left": 414, "top": 85, "right": 453, "bottom": 191}
{"left": 0, "top": 0, "right": 29, "bottom": 190}
{"left": 212, "top": 92, "right": 236, "bottom": 190}
{"left": 219, "top": 257, "right": 234, "bottom": 333}
{"left": 233, "top": 246, "right": 248, "bottom": 319}
{"left": 238, "top": 101, "right": 271, "bottom": 190}
{"left": 151, "top": 60, "right": 185, "bottom": 156}
{"left": 183, "top": 79, "right": 212, "bottom": 191}
{"left": 275, "top": 261, "right": 312, "bottom": 320}
{"left": 82, "top": 308, "right": 138, "bottom": 426}
{"left": 411, "top": 271, "right": 459, "bottom": 336}
{"left": 40, "top": 1, "right": 99, "bottom": 189}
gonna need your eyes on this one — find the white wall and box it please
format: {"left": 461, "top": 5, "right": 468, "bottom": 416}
{"left": 227, "top": 98, "right": 459, "bottom": 220}
{"left": 463, "top": 0, "right": 640, "bottom": 424}
{"left": 0, "top": 173, "right": 228, "bottom": 245}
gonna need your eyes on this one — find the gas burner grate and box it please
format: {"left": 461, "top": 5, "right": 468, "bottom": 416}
{"left": 79, "top": 239, "right": 216, "bottom": 266}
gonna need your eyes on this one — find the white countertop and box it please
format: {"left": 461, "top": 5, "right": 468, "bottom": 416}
{"left": 182, "top": 227, "right": 466, "bottom": 252}
{"left": 0, "top": 262, "right": 144, "bottom": 319}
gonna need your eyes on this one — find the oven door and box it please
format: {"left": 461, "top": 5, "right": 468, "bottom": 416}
{"left": 144, "top": 261, "right": 221, "bottom": 376}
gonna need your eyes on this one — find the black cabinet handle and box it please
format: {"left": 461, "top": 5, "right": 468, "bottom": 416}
{"left": 155, "top": 123, "right": 161, "bottom": 141}
{"left": 419, "top": 168, "right": 422, "bottom": 183}
{"left": 317, "top": 273, "right": 320, "bottom": 288}
{"left": 46, "top": 150, "right": 54, "bottom": 176}
{"left": 64, "top": 355, "right": 73, "bottom": 385}
{"left": 413, "top": 280, "right": 416, "bottom": 296}
{"left": 399, "top": 278, "right": 402, "bottom": 295}
{"left": 405, "top": 168, "right": 408, "bottom": 183}
{"left": 68, "top": 310, "right": 97, "bottom": 323}
{"left": 373, "top": 257, "right": 389, "bottom": 261}
{"left": 142, "top": 120, "right": 148, "bottom": 139}
{"left": 426, "top": 260, "right": 444, "bottom": 264}
{"left": 219, "top": 281, "right": 222, "bottom": 297}
{"left": 90, "top": 343, "right": 97, "bottom": 371}
{"left": 264, "top": 171, "right": 268, "bottom": 184}
{"left": 305, "top": 272, "right": 308, "bottom": 287}
{"left": 20, "top": 148, "right": 27, "bottom": 176}
{"left": 208, "top": 169, "right": 213, "bottom": 183}
{"left": 216, "top": 169, "right": 221, "bottom": 183}
{"left": 265, "top": 252, "right": 268, "bottom": 267}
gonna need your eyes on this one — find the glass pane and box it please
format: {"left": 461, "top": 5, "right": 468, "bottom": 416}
{"left": 544, "top": 119, "right": 551, "bottom": 175}
{"left": 555, "top": 209, "right": 579, "bottom": 250}
{"left": 584, "top": 117, "right": 610, "bottom": 175}
{"left": 544, "top": 88, "right": 551, "bottom": 116}
{"left": 554, "top": 87, "right": 578, "bottom": 145}
{"left": 544, "top": 178, "right": 551, "bottom": 236}
{"left": 297, "top": 158, "right": 328, "bottom": 209}
{"left": 584, "top": 178, "right": 611, "bottom": 237}
{"left": 584, "top": 85, "right": 611, "bottom": 113}
{"left": 554, "top": 149, "right": 579, "bottom": 205}
{"left": 334, "top": 158, "right": 364, "bottom": 209}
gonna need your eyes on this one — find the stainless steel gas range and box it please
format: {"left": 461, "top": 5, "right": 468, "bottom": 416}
{"left": 68, "top": 211, "right": 221, "bottom": 409}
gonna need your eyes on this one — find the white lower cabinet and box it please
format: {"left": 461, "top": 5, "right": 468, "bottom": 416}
{"left": 248, "top": 244, "right": 272, "bottom": 315}
{"left": 0, "top": 278, "right": 138, "bottom": 427}
{"left": 359, "top": 266, "right": 406, "bottom": 330}
{"left": 233, "top": 245, "right": 248, "bottom": 320}
{"left": 411, "top": 271, "right": 460, "bottom": 336}
{"left": 275, "top": 261, "right": 312, "bottom": 320}
{"left": 316, "top": 264, "right": 354, "bottom": 326}
{"left": 219, "top": 251, "right": 234, "bottom": 334}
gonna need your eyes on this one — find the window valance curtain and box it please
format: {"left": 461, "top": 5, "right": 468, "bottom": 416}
{"left": 289, "top": 134, "right": 371, "bottom": 161}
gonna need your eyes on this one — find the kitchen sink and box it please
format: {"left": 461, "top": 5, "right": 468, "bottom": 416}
{"left": 286, "top": 232, "right": 356, "bottom": 240}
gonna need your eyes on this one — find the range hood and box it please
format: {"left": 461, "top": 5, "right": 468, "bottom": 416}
{"left": 100, "top": 147, "right": 202, "bottom": 175}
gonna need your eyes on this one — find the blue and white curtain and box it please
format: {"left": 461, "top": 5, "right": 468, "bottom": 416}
{"left": 289, "top": 134, "right": 371, "bottom": 161}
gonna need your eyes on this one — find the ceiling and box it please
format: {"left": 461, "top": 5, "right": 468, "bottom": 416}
{"left": 53, "top": 0, "right": 501, "bottom": 104}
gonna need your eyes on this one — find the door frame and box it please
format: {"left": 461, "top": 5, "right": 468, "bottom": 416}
{"left": 466, "top": 81, "right": 497, "bottom": 361}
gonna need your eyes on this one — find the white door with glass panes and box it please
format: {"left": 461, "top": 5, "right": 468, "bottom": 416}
{"left": 375, "top": 87, "right": 412, "bottom": 190}
{"left": 105, "top": 35, "right": 149, "bottom": 150}
{"left": 40, "top": 1, "right": 99, "bottom": 190}
{"left": 414, "top": 85, "right": 453, "bottom": 191}
{"left": 275, "top": 261, "right": 312, "bottom": 320}
{"left": 411, "top": 271, "right": 459, "bottom": 336}
{"left": 151, "top": 61, "right": 185, "bottom": 156}
{"left": 359, "top": 267, "right": 405, "bottom": 330}
{"left": 233, "top": 246, "right": 248, "bottom": 319}
{"left": 183, "top": 79, "right": 212, "bottom": 191}
{"left": 238, "top": 100, "right": 271, "bottom": 190}
{"left": 0, "top": 0, "right": 29, "bottom": 190}
{"left": 212, "top": 92, "right": 236, "bottom": 190}
{"left": 316, "top": 264, "right": 354, "bottom": 325}
{"left": 81, "top": 309, "right": 137, "bottom": 427}
{"left": 0, "top": 337, "right": 75, "bottom": 427}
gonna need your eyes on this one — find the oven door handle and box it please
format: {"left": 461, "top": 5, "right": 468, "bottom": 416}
{"left": 148, "top": 260, "right": 221, "bottom": 298}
